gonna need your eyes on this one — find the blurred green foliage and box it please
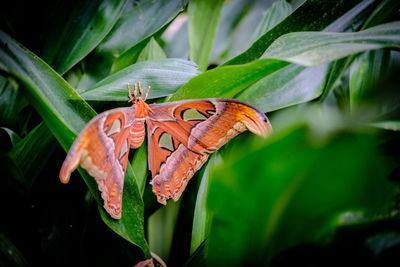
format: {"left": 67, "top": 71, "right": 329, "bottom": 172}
{"left": 0, "top": 0, "right": 399, "bottom": 266}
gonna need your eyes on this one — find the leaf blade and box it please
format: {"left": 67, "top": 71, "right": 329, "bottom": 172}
{"left": 0, "top": 30, "right": 150, "bottom": 257}
{"left": 188, "top": 0, "right": 224, "bottom": 71}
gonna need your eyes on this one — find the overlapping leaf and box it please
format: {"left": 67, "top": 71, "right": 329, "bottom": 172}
{"left": 263, "top": 21, "right": 400, "bottom": 66}
{"left": 188, "top": 0, "right": 223, "bottom": 71}
{"left": 224, "top": 0, "right": 363, "bottom": 65}
{"left": 206, "top": 107, "right": 394, "bottom": 265}
{"left": 0, "top": 30, "right": 150, "bottom": 257}
{"left": 41, "top": 0, "right": 127, "bottom": 74}
{"left": 81, "top": 59, "right": 199, "bottom": 101}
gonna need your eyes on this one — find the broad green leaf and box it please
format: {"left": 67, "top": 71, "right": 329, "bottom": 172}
{"left": 225, "top": 0, "right": 363, "bottom": 65}
{"left": 251, "top": 0, "right": 293, "bottom": 43}
{"left": 171, "top": 1, "right": 382, "bottom": 110}
{"left": 0, "top": 76, "right": 28, "bottom": 130}
{"left": 349, "top": 50, "right": 389, "bottom": 111}
{"left": 237, "top": 64, "right": 328, "bottom": 112}
{"left": 1, "top": 127, "right": 21, "bottom": 146}
{"left": 316, "top": 0, "right": 396, "bottom": 101}
{"left": 236, "top": 0, "right": 380, "bottom": 112}
{"left": 369, "top": 121, "right": 400, "bottom": 131}
{"left": 222, "top": 0, "right": 275, "bottom": 63}
{"left": 110, "top": 37, "right": 152, "bottom": 74}
{"left": 361, "top": 0, "right": 400, "bottom": 30}
{"left": 169, "top": 59, "right": 289, "bottom": 101}
{"left": 0, "top": 151, "right": 26, "bottom": 194}
{"left": 185, "top": 241, "right": 207, "bottom": 267}
{"left": 97, "top": 0, "right": 187, "bottom": 57}
{"left": 263, "top": 21, "right": 400, "bottom": 66}
{"left": 322, "top": 0, "right": 379, "bottom": 32}
{"left": 319, "top": 56, "right": 355, "bottom": 102}
{"left": 188, "top": 0, "right": 224, "bottom": 71}
{"left": 64, "top": 65, "right": 84, "bottom": 88}
{"left": 8, "top": 122, "right": 57, "bottom": 190}
{"left": 111, "top": 24, "right": 169, "bottom": 73}
{"left": 0, "top": 31, "right": 92, "bottom": 148}
{"left": 209, "top": 0, "right": 252, "bottom": 64}
{"left": 136, "top": 38, "right": 167, "bottom": 63}
{"left": 163, "top": 16, "right": 190, "bottom": 59}
{"left": 131, "top": 144, "right": 148, "bottom": 197}
{"left": 0, "top": 30, "right": 150, "bottom": 257}
{"left": 287, "top": 0, "right": 393, "bottom": 102}
{"left": 148, "top": 201, "right": 180, "bottom": 262}
{"left": 190, "top": 153, "right": 222, "bottom": 254}
{"left": 41, "top": 0, "right": 127, "bottom": 74}
{"left": 206, "top": 109, "right": 394, "bottom": 265}
{"left": 79, "top": 0, "right": 188, "bottom": 86}
{"left": 80, "top": 59, "right": 199, "bottom": 101}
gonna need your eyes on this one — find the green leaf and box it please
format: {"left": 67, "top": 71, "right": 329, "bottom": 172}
{"left": 8, "top": 122, "right": 57, "bottom": 190}
{"left": 0, "top": 150, "right": 26, "bottom": 194}
{"left": 169, "top": 59, "right": 289, "bottom": 101}
{"left": 1, "top": 127, "right": 21, "bottom": 146}
{"left": 0, "top": 30, "right": 150, "bottom": 257}
{"left": 0, "top": 76, "right": 28, "bottom": 130}
{"left": 111, "top": 23, "right": 170, "bottom": 73}
{"left": 97, "top": 0, "right": 187, "bottom": 57}
{"left": 255, "top": 0, "right": 394, "bottom": 104}
{"left": 188, "top": 0, "right": 224, "bottom": 71}
{"left": 131, "top": 144, "right": 148, "bottom": 197}
{"left": 225, "top": 0, "right": 363, "bottom": 65}
{"left": 79, "top": 0, "right": 188, "bottom": 86}
{"left": 185, "top": 240, "right": 207, "bottom": 267}
{"left": 237, "top": 64, "right": 328, "bottom": 112}
{"left": 319, "top": 56, "right": 356, "bottom": 102}
{"left": 263, "top": 21, "right": 400, "bottom": 67}
{"left": 206, "top": 109, "right": 394, "bottom": 265}
{"left": 349, "top": 50, "right": 389, "bottom": 111}
{"left": 80, "top": 59, "right": 199, "bottom": 101}
{"left": 0, "top": 31, "right": 92, "bottom": 148}
{"left": 148, "top": 201, "right": 180, "bottom": 262}
{"left": 110, "top": 37, "right": 152, "bottom": 74}
{"left": 251, "top": 0, "right": 293, "bottom": 43}
{"left": 190, "top": 153, "right": 222, "bottom": 254}
{"left": 41, "top": 0, "right": 127, "bottom": 74}
{"left": 369, "top": 121, "right": 400, "bottom": 131}
{"left": 136, "top": 38, "right": 167, "bottom": 63}
{"left": 361, "top": 0, "right": 400, "bottom": 30}
{"left": 163, "top": 17, "right": 190, "bottom": 59}
{"left": 209, "top": 0, "right": 251, "bottom": 64}
{"left": 221, "top": 0, "right": 275, "bottom": 64}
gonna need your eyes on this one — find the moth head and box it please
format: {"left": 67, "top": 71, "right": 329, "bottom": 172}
{"left": 127, "top": 81, "right": 153, "bottom": 116}
{"left": 127, "top": 81, "right": 151, "bottom": 103}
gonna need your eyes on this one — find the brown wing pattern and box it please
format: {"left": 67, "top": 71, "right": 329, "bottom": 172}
{"left": 59, "top": 107, "right": 142, "bottom": 219}
{"left": 147, "top": 99, "right": 272, "bottom": 204}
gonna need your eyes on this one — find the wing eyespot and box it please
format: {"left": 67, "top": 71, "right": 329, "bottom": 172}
{"left": 158, "top": 132, "right": 175, "bottom": 152}
{"left": 106, "top": 119, "right": 122, "bottom": 136}
{"left": 181, "top": 108, "right": 208, "bottom": 121}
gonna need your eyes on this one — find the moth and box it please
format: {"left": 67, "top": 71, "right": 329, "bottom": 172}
{"left": 60, "top": 82, "right": 272, "bottom": 219}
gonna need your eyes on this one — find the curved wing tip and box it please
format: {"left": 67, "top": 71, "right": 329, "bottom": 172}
{"left": 156, "top": 196, "right": 167, "bottom": 205}
{"left": 59, "top": 170, "right": 71, "bottom": 184}
{"left": 262, "top": 122, "right": 273, "bottom": 138}
{"left": 105, "top": 204, "right": 122, "bottom": 219}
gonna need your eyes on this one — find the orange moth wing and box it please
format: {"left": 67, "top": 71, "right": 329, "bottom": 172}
{"left": 59, "top": 107, "right": 146, "bottom": 219}
{"left": 146, "top": 99, "right": 272, "bottom": 204}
